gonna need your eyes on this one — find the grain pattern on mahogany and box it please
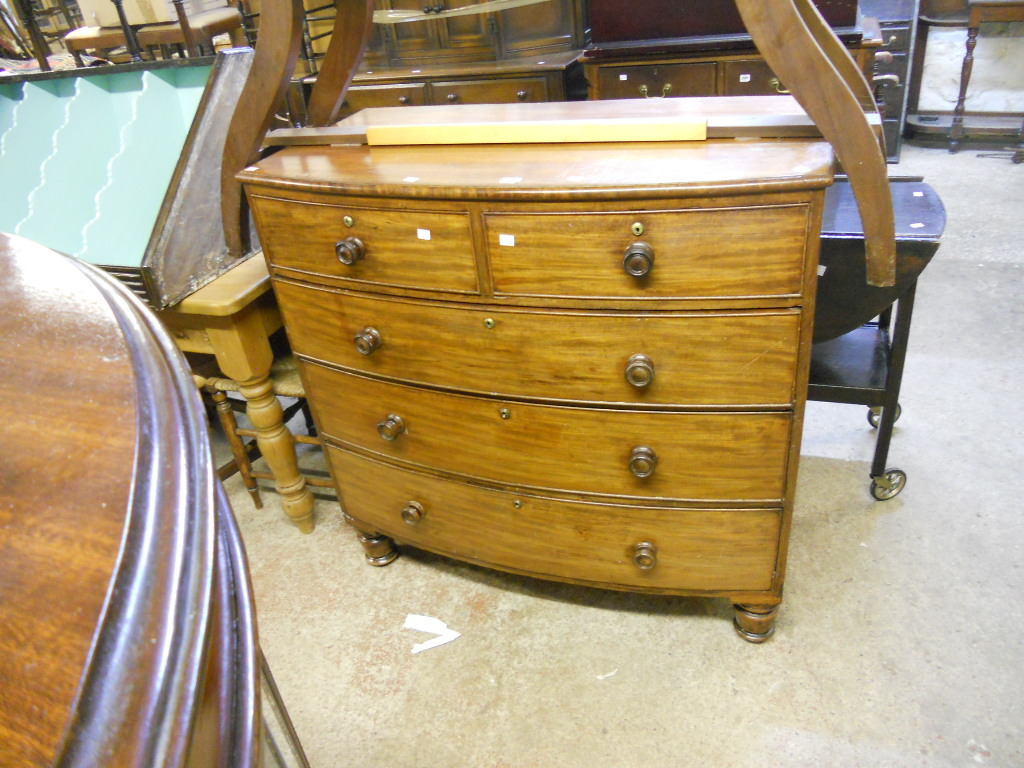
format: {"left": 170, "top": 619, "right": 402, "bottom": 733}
{"left": 238, "top": 138, "right": 834, "bottom": 202}
{"left": 273, "top": 281, "right": 803, "bottom": 407}
{"left": 0, "top": 235, "right": 136, "bottom": 767}
{"left": 307, "top": 365, "right": 793, "bottom": 502}
{"left": 249, "top": 194, "right": 478, "bottom": 293}
{"left": 484, "top": 203, "right": 810, "bottom": 300}
{"left": 330, "top": 447, "right": 782, "bottom": 594}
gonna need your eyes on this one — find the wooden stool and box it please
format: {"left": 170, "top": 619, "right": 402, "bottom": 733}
{"left": 63, "top": 25, "right": 127, "bottom": 66}
{"left": 136, "top": 6, "right": 245, "bottom": 58}
{"left": 950, "top": 0, "right": 1024, "bottom": 154}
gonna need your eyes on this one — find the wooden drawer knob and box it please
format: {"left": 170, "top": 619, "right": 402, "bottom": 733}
{"left": 354, "top": 327, "right": 382, "bottom": 355}
{"left": 623, "top": 241, "right": 654, "bottom": 277}
{"left": 633, "top": 542, "right": 657, "bottom": 570}
{"left": 398, "top": 95, "right": 410, "bottom": 105}
{"left": 516, "top": 90, "right": 528, "bottom": 101}
{"left": 446, "top": 93, "right": 459, "bottom": 103}
{"left": 377, "top": 413, "right": 406, "bottom": 441}
{"left": 628, "top": 446, "right": 658, "bottom": 478}
{"left": 402, "top": 500, "right": 425, "bottom": 525}
{"left": 336, "top": 236, "right": 366, "bottom": 265}
{"left": 624, "top": 354, "right": 655, "bottom": 388}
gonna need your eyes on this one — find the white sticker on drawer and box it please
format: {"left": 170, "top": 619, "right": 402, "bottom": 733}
{"left": 818, "top": 264, "right": 827, "bottom": 276}
{"left": 417, "top": 228, "right": 432, "bottom": 240}
{"left": 619, "top": 73, "right": 628, "bottom": 81}
{"left": 499, "top": 233, "right": 516, "bottom": 247}
{"left": 739, "top": 73, "right": 752, "bottom": 83}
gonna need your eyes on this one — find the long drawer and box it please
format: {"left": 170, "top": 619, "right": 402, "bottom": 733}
{"left": 330, "top": 446, "right": 782, "bottom": 592}
{"left": 309, "top": 365, "right": 793, "bottom": 502}
{"left": 275, "top": 280, "right": 803, "bottom": 407}
{"left": 483, "top": 204, "right": 811, "bottom": 300}
{"left": 250, "top": 194, "right": 479, "bottom": 294}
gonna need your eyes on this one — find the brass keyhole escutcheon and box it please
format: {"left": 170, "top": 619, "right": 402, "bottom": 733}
{"left": 623, "top": 241, "right": 655, "bottom": 277}
{"left": 402, "top": 500, "right": 425, "bottom": 525}
{"left": 633, "top": 542, "right": 657, "bottom": 570}
{"left": 336, "top": 236, "right": 366, "bottom": 265}
{"left": 629, "top": 446, "right": 658, "bottom": 478}
{"left": 377, "top": 413, "right": 406, "bottom": 441}
{"left": 625, "top": 354, "right": 655, "bottom": 388}
{"left": 343, "top": 215, "right": 355, "bottom": 227}
{"left": 483, "top": 317, "right": 496, "bottom": 329}
{"left": 499, "top": 408, "right": 511, "bottom": 420}
{"left": 631, "top": 222, "right": 644, "bottom": 237}
{"left": 354, "top": 327, "right": 382, "bottom": 355}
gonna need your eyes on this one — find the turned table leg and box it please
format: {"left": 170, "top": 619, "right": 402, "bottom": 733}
{"left": 950, "top": 24, "right": 980, "bottom": 152}
{"left": 237, "top": 373, "right": 315, "bottom": 532}
{"left": 733, "top": 603, "right": 780, "bottom": 643}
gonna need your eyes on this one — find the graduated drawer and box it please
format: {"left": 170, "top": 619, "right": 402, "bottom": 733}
{"left": 330, "top": 447, "right": 781, "bottom": 593}
{"left": 430, "top": 77, "right": 548, "bottom": 105}
{"left": 250, "top": 195, "right": 478, "bottom": 294}
{"left": 484, "top": 204, "right": 810, "bottom": 300}
{"left": 309, "top": 366, "right": 792, "bottom": 502}
{"left": 275, "top": 281, "right": 802, "bottom": 407}
{"left": 596, "top": 62, "right": 717, "bottom": 100}
{"left": 344, "top": 83, "right": 427, "bottom": 110}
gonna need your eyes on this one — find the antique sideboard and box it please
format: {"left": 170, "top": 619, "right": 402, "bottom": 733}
{"left": 240, "top": 103, "right": 835, "bottom": 641}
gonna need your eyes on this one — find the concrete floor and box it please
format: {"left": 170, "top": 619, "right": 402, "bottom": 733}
{"left": 227, "top": 141, "right": 1024, "bottom": 768}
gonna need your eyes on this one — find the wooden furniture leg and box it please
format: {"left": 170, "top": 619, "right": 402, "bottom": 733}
{"left": 950, "top": 22, "right": 980, "bottom": 151}
{"left": 204, "top": 305, "right": 316, "bottom": 532}
{"left": 345, "top": 516, "right": 399, "bottom": 566}
{"left": 733, "top": 603, "right": 781, "bottom": 643}
{"left": 208, "top": 387, "right": 263, "bottom": 508}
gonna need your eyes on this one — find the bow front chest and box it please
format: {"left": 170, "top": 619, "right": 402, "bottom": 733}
{"left": 240, "top": 135, "right": 833, "bottom": 640}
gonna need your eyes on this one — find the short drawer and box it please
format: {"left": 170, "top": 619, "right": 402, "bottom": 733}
{"left": 310, "top": 366, "right": 793, "bottom": 502}
{"left": 249, "top": 194, "right": 478, "bottom": 294}
{"left": 331, "top": 447, "right": 781, "bottom": 593}
{"left": 721, "top": 59, "right": 788, "bottom": 96}
{"left": 429, "top": 77, "right": 549, "bottom": 105}
{"left": 344, "top": 83, "right": 427, "bottom": 110}
{"left": 484, "top": 204, "right": 811, "bottom": 300}
{"left": 879, "top": 24, "right": 910, "bottom": 52}
{"left": 597, "top": 62, "right": 717, "bottom": 100}
{"left": 274, "top": 281, "right": 803, "bottom": 407}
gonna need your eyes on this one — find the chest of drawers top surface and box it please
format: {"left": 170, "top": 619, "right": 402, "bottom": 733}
{"left": 240, "top": 138, "right": 833, "bottom": 201}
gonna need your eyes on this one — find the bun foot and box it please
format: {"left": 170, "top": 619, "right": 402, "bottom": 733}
{"left": 358, "top": 531, "right": 399, "bottom": 566}
{"left": 733, "top": 603, "right": 779, "bottom": 643}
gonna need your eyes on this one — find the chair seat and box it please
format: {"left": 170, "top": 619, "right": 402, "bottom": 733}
{"left": 64, "top": 25, "right": 127, "bottom": 50}
{"left": 194, "top": 353, "right": 306, "bottom": 399}
{"left": 136, "top": 7, "right": 243, "bottom": 47}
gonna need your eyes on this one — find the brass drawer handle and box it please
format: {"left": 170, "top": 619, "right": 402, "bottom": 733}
{"left": 768, "top": 76, "right": 790, "bottom": 95}
{"left": 628, "top": 446, "right": 658, "bottom": 478}
{"left": 625, "top": 354, "right": 655, "bottom": 388}
{"left": 354, "top": 327, "right": 382, "bottom": 355}
{"left": 623, "top": 241, "right": 655, "bottom": 277}
{"left": 402, "top": 500, "right": 425, "bottom": 525}
{"left": 639, "top": 83, "right": 672, "bottom": 98}
{"left": 336, "top": 236, "right": 366, "bottom": 265}
{"left": 633, "top": 542, "right": 657, "bottom": 570}
{"left": 377, "top": 413, "right": 406, "bottom": 441}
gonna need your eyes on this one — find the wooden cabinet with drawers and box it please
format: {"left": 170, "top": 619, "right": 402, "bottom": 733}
{"left": 240, "top": 132, "right": 834, "bottom": 642}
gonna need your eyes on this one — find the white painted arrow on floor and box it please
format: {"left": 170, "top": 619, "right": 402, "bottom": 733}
{"left": 403, "top": 614, "right": 461, "bottom": 654}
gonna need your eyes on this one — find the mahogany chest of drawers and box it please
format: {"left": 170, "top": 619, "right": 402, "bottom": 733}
{"left": 240, "top": 135, "right": 834, "bottom": 641}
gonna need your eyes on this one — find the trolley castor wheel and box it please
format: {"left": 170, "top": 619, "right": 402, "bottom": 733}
{"left": 870, "top": 468, "right": 907, "bottom": 501}
{"left": 867, "top": 403, "right": 902, "bottom": 428}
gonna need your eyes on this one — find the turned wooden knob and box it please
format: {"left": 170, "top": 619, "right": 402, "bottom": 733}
{"left": 623, "top": 241, "right": 655, "bottom": 277}
{"left": 335, "top": 236, "right": 366, "bottom": 265}
{"left": 398, "top": 95, "right": 410, "bottom": 105}
{"left": 625, "top": 354, "right": 655, "bottom": 388}
{"left": 446, "top": 93, "right": 459, "bottom": 103}
{"left": 633, "top": 542, "right": 657, "bottom": 570}
{"left": 354, "top": 327, "right": 382, "bottom": 355}
{"left": 516, "top": 90, "right": 528, "bottom": 101}
{"left": 628, "top": 446, "right": 658, "bottom": 478}
{"left": 377, "top": 413, "right": 406, "bottom": 441}
{"left": 402, "top": 500, "right": 425, "bottom": 525}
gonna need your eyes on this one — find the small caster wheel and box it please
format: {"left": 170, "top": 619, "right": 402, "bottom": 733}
{"left": 867, "top": 403, "right": 902, "bottom": 429}
{"left": 870, "top": 468, "right": 907, "bottom": 500}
